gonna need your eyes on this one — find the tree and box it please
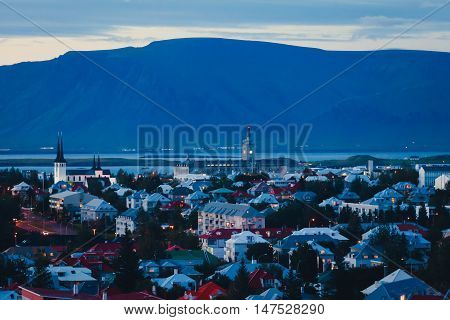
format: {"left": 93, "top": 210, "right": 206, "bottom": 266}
{"left": 32, "top": 257, "right": 52, "bottom": 288}
{"left": 114, "top": 232, "right": 142, "bottom": 293}
{"left": 418, "top": 204, "right": 429, "bottom": 227}
{"left": 290, "top": 243, "right": 318, "bottom": 284}
{"left": 136, "top": 213, "right": 165, "bottom": 260}
{"left": 0, "top": 256, "right": 28, "bottom": 287}
{"left": 0, "top": 195, "right": 21, "bottom": 251}
{"left": 369, "top": 225, "right": 408, "bottom": 266}
{"left": 245, "top": 243, "right": 273, "bottom": 263}
{"left": 344, "top": 211, "right": 363, "bottom": 244}
{"left": 228, "top": 259, "right": 250, "bottom": 299}
{"left": 284, "top": 268, "right": 302, "bottom": 299}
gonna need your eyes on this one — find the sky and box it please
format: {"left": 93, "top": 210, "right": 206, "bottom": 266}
{"left": 0, "top": 0, "right": 449, "bottom": 65}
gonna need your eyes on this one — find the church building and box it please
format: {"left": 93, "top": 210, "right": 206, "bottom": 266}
{"left": 53, "top": 133, "right": 111, "bottom": 184}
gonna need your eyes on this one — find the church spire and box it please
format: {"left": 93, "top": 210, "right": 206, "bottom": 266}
{"left": 97, "top": 155, "right": 101, "bottom": 170}
{"left": 54, "top": 132, "right": 66, "bottom": 163}
{"left": 92, "top": 155, "right": 96, "bottom": 170}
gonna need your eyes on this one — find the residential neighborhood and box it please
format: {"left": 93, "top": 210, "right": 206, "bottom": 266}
{"left": 0, "top": 134, "right": 449, "bottom": 301}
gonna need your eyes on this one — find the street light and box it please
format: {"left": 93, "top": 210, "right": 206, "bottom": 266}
{"left": 14, "top": 232, "right": 17, "bottom": 246}
{"left": 309, "top": 218, "right": 315, "bottom": 228}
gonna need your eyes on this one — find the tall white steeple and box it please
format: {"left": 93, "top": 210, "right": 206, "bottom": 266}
{"left": 54, "top": 132, "right": 67, "bottom": 183}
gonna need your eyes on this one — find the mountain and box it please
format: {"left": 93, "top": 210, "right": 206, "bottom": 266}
{"left": 0, "top": 38, "right": 449, "bottom": 152}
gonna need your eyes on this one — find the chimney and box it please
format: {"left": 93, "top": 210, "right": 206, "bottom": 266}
{"left": 173, "top": 268, "right": 178, "bottom": 275}
{"left": 152, "top": 285, "right": 157, "bottom": 295}
{"left": 73, "top": 283, "right": 79, "bottom": 296}
{"left": 102, "top": 290, "right": 108, "bottom": 300}
{"left": 383, "top": 265, "right": 389, "bottom": 277}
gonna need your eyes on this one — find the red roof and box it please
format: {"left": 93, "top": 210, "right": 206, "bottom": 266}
{"left": 87, "top": 243, "right": 122, "bottom": 254}
{"left": 397, "top": 223, "right": 428, "bottom": 237}
{"left": 167, "top": 244, "right": 185, "bottom": 251}
{"left": 248, "top": 269, "right": 274, "bottom": 290}
{"left": 179, "top": 282, "right": 226, "bottom": 300}
{"left": 20, "top": 287, "right": 100, "bottom": 300}
{"left": 107, "top": 291, "right": 162, "bottom": 300}
{"left": 199, "top": 228, "right": 241, "bottom": 239}
{"left": 232, "top": 190, "right": 253, "bottom": 198}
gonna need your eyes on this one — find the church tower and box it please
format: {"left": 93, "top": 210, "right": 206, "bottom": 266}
{"left": 54, "top": 132, "right": 67, "bottom": 182}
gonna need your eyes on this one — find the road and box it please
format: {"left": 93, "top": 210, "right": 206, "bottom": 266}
{"left": 16, "top": 209, "right": 78, "bottom": 236}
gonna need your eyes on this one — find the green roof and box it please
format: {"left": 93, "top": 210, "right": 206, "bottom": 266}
{"left": 167, "top": 250, "right": 220, "bottom": 266}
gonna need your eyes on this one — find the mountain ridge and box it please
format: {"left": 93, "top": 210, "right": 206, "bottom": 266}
{"left": 0, "top": 37, "right": 449, "bottom": 151}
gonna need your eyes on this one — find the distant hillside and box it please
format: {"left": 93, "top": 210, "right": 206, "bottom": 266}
{"left": 0, "top": 38, "right": 449, "bottom": 151}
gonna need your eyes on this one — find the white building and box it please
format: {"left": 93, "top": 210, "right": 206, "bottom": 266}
{"left": 53, "top": 133, "right": 112, "bottom": 184}
{"left": 49, "top": 191, "right": 96, "bottom": 212}
{"left": 418, "top": 165, "right": 450, "bottom": 187}
{"left": 142, "top": 193, "right": 171, "bottom": 211}
{"left": 126, "top": 190, "right": 149, "bottom": 209}
{"left": 115, "top": 208, "right": 139, "bottom": 236}
{"left": 224, "top": 231, "right": 269, "bottom": 262}
{"left": 11, "top": 181, "right": 32, "bottom": 196}
{"left": 198, "top": 202, "right": 266, "bottom": 235}
{"left": 80, "top": 199, "right": 117, "bottom": 222}
{"left": 435, "top": 174, "right": 450, "bottom": 190}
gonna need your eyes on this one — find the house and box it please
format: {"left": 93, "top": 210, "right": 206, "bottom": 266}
{"left": 185, "top": 191, "right": 209, "bottom": 208}
{"left": 435, "top": 174, "right": 450, "bottom": 190}
{"left": 126, "top": 190, "right": 149, "bottom": 209}
{"left": 49, "top": 190, "right": 96, "bottom": 213}
{"left": 80, "top": 199, "right": 117, "bottom": 222}
{"left": 11, "top": 181, "right": 31, "bottom": 196}
{"left": 2, "top": 245, "right": 66, "bottom": 263}
{"left": 249, "top": 193, "right": 279, "bottom": 209}
{"left": 209, "top": 262, "right": 290, "bottom": 281}
{"left": 198, "top": 202, "right": 266, "bottom": 235}
{"left": 293, "top": 191, "right": 317, "bottom": 203}
{"left": 246, "top": 288, "right": 283, "bottom": 300}
{"left": 168, "top": 186, "right": 193, "bottom": 202}
{"left": 362, "top": 225, "right": 431, "bottom": 252}
{"left": 418, "top": 165, "right": 450, "bottom": 187}
{"left": 344, "top": 242, "right": 382, "bottom": 268}
{"left": 248, "top": 182, "right": 272, "bottom": 197}
{"left": 275, "top": 228, "right": 348, "bottom": 254}
{"left": 20, "top": 286, "right": 100, "bottom": 300}
{"left": 362, "top": 269, "right": 442, "bottom": 300}
{"left": 224, "top": 231, "right": 269, "bottom": 262}
{"left": 392, "top": 182, "right": 417, "bottom": 195}
{"left": 305, "top": 175, "right": 328, "bottom": 182}
{"left": 373, "top": 188, "right": 404, "bottom": 204}
{"left": 307, "top": 240, "right": 335, "bottom": 272}
{"left": 337, "top": 189, "right": 360, "bottom": 202}
{"left": 115, "top": 208, "right": 140, "bottom": 236}
{"left": 248, "top": 269, "right": 279, "bottom": 291}
{"left": 157, "top": 184, "right": 173, "bottom": 195}
{"left": 179, "top": 281, "right": 227, "bottom": 300}
{"left": 153, "top": 272, "right": 196, "bottom": 291}
{"left": 142, "top": 193, "right": 171, "bottom": 211}
{"left": 209, "top": 187, "right": 234, "bottom": 199}
{"left": 200, "top": 227, "right": 292, "bottom": 259}
{"left": 319, "top": 197, "right": 343, "bottom": 211}
{"left": 47, "top": 266, "right": 97, "bottom": 293}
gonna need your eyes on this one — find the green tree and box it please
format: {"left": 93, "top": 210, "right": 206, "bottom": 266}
{"left": 245, "top": 243, "right": 273, "bottom": 263}
{"left": 369, "top": 225, "right": 408, "bottom": 266}
{"left": 114, "top": 233, "right": 142, "bottom": 293}
{"left": 284, "top": 268, "right": 302, "bottom": 299}
{"left": 228, "top": 259, "right": 250, "bottom": 299}
{"left": 136, "top": 213, "right": 166, "bottom": 259}
{"left": 32, "top": 257, "right": 52, "bottom": 288}
{"left": 0, "top": 195, "right": 21, "bottom": 251}
{"left": 290, "top": 243, "right": 318, "bottom": 284}
{"left": 417, "top": 204, "right": 429, "bottom": 227}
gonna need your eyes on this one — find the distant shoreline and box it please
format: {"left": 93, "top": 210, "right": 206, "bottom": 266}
{"left": 0, "top": 154, "right": 448, "bottom": 169}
